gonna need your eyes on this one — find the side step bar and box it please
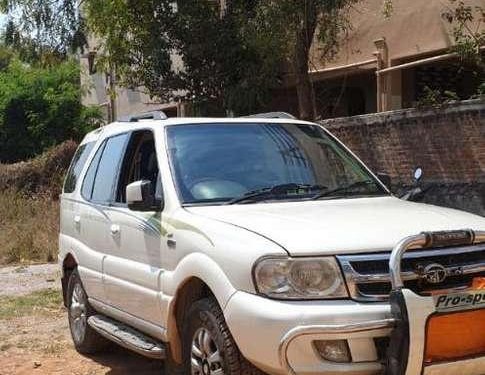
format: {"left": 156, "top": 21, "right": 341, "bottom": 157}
{"left": 87, "top": 315, "right": 166, "bottom": 359}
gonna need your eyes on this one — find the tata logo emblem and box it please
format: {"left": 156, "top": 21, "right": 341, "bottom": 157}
{"left": 422, "top": 263, "right": 447, "bottom": 284}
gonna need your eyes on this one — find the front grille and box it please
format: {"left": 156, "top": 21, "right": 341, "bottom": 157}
{"left": 337, "top": 244, "right": 485, "bottom": 302}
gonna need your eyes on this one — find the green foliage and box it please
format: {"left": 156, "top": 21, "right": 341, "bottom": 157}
{"left": 0, "top": 289, "right": 62, "bottom": 319}
{"left": 2, "top": 0, "right": 359, "bottom": 118}
{"left": 83, "top": 0, "right": 282, "bottom": 115}
{"left": 0, "top": 60, "right": 102, "bottom": 162}
{"left": 84, "top": 0, "right": 357, "bottom": 118}
{"left": 0, "top": 0, "right": 86, "bottom": 62}
{"left": 442, "top": 1, "right": 484, "bottom": 99}
{"left": 442, "top": 0, "right": 485, "bottom": 68}
{"left": 247, "top": 0, "right": 357, "bottom": 62}
{"left": 0, "top": 142, "right": 76, "bottom": 265}
{"left": 475, "top": 82, "right": 485, "bottom": 98}
{"left": 415, "top": 86, "right": 460, "bottom": 108}
{"left": 0, "top": 140, "right": 78, "bottom": 196}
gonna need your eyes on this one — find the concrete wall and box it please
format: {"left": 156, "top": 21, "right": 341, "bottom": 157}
{"left": 320, "top": 100, "right": 485, "bottom": 216}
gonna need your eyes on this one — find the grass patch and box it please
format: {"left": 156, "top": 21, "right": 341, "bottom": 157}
{"left": 0, "top": 289, "right": 63, "bottom": 320}
{"left": 0, "top": 191, "right": 59, "bottom": 264}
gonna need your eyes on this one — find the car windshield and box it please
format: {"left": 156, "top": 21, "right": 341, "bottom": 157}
{"left": 166, "top": 123, "right": 388, "bottom": 205}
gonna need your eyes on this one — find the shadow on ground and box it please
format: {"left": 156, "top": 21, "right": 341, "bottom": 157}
{"left": 85, "top": 345, "right": 163, "bottom": 374}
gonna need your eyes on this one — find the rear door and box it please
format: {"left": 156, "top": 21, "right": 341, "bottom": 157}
{"left": 77, "top": 133, "right": 130, "bottom": 302}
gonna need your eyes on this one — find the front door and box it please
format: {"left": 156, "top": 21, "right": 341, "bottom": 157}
{"left": 103, "top": 130, "right": 167, "bottom": 327}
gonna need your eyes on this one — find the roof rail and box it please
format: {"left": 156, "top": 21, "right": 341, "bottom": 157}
{"left": 121, "top": 111, "right": 168, "bottom": 122}
{"left": 243, "top": 112, "right": 296, "bottom": 120}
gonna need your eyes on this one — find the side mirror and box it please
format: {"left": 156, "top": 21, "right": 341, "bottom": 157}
{"left": 377, "top": 172, "right": 391, "bottom": 188}
{"left": 126, "top": 180, "right": 162, "bottom": 211}
{"left": 414, "top": 167, "right": 423, "bottom": 183}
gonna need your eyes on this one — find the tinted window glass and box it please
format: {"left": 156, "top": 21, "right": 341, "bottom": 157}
{"left": 81, "top": 142, "right": 105, "bottom": 200}
{"left": 64, "top": 142, "right": 95, "bottom": 193}
{"left": 116, "top": 131, "right": 160, "bottom": 204}
{"left": 167, "top": 123, "right": 387, "bottom": 204}
{"left": 91, "top": 134, "right": 129, "bottom": 203}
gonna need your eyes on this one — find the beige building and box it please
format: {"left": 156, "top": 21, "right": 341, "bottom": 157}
{"left": 272, "top": 0, "right": 484, "bottom": 119}
{"left": 80, "top": 50, "right": 185, "bottom": 121}
{"left": 81, "top": 0, "right": 484, "bottom": 120}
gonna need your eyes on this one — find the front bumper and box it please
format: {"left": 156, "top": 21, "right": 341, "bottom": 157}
{"left": 224, "top": 291, "right": 394, "bottom": 375}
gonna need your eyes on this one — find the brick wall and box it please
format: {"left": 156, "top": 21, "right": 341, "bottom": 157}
{"left": 320, "top": 100, "right": 485, "bottom": 216}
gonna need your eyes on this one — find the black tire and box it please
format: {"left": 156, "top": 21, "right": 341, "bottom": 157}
{"left": 179, "top": 297, "right": 267, "bottom": 375}
{"left": 67, "top": 269, "right": 109, "bottom": 354}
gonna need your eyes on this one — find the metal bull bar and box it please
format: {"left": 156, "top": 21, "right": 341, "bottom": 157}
{"left": 385, "top": 229, "right": 485, "bottom": 375}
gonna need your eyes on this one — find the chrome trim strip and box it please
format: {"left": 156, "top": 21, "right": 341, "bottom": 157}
{"left": 389, "top": 230, "right": 485, "bottom": 289}
{"left": 278, "top": 319, "right": 396, "bottom": 375}
{"left": 338, "top": 240, "right": 485, "bottom": 301}
{"left": 338, "top": 243, "right": 485, "bottom": 262}
{"left": 347, "top": 263, "right": 485, "bottom": 284}
{"left": 389, "top": 234, "right": 428, "bottom": 288}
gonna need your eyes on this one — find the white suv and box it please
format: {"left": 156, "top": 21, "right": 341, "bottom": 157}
{"left": 59, "top": 112, "right": 485, "bottom": 375}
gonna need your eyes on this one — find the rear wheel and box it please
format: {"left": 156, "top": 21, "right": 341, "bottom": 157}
{"left": 181, "top": 298, "right": 266, "bottom": 375}
{"left": 67, "top": 269, "right": 109, "bottom": 354}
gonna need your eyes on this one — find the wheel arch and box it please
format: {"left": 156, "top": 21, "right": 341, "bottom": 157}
{"left": 164, "top": 253, "right": 238, "bottom": 364}
{"left": 61, "top": 252, "right": 78, "bottom": 307}
{"left": 166, "top": 277, "right": 214, "bottom": 363}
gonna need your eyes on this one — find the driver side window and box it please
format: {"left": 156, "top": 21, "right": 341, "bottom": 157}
{"left": 116, "top": 130, "right": 161, "bottom": 205}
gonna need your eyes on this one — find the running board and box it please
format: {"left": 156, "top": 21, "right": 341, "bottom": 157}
{"left": 87, "top": 315, "right": 166, "bottom": 359}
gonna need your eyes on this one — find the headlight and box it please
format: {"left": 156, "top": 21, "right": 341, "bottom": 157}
{"left": 253, "top": 257, "right": 348, "bottom": 299}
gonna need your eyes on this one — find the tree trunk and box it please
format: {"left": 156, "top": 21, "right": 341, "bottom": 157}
{"left": 294, "top": 47, "right": 316, "bottom": 121}
{"left": 293, "top": 2, "right": 318, "bottom": 121}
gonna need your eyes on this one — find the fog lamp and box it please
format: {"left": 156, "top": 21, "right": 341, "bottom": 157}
{"left": 313, "top": 340, "right": 351, "bottom": 363}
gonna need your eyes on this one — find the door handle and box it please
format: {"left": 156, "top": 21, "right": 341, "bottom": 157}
{"left": 110, "top": 224, "right": 120, "bottom": 236}
{"left": 167, "top": 233, "right": 176, "bottom": 248}
{"left": 74, "top": 215, "right": 81, "bottom": 226}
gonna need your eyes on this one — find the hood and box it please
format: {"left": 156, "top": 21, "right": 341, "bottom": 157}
{"left": 186, "top": 197, "right": 485, "bottom": 255}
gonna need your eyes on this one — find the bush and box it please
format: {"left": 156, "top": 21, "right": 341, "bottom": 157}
{"left": 0, "top": 59, "right": 102, "bottom": 162}
{"left": 0, "top": 141, "right": 77, "bottom": 264}
{"left": 0, "top": 191, "right": 59, "bottom": 264}
{"left": 0, "top": 140, "right": 77, "bottom": 198}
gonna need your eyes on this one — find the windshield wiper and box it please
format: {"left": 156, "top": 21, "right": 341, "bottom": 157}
{"left": 225, "top": 183, "right": 327, "bottom": 205}
{"left": 311, "top": 180, "right": 377, "bottom": 200}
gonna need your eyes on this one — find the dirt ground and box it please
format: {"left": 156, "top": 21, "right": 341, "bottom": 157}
{"left": 0, "top": 264, "right": 163, "bottom": 375}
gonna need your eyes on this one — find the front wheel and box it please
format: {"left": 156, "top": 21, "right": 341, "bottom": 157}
{"left": 181, "top": 298, "right": 266, "bottom": 375}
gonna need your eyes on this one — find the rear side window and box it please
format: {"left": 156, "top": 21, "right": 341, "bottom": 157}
{"left": 81, "top": 142, "right": 105, "bottom": 200}
{"left": 81, "top": 133, "right": 129, "bottom": 204}
{"left": 63, "top": 142, "right": 95, "bottom": 193}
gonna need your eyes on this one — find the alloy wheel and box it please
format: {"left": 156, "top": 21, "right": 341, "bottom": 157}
{"left": 70, "top": 282, "right": 88, "bottom": 344}
{"left": 191, "top": 327, "right": 224, "bottom": 375}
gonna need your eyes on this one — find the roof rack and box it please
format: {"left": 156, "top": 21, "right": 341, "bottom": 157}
{"left": 121, "top": 111, "right": 168, "bottom": 122}
{"left": 243, "top": 112, "right": 296, "bottom": 120}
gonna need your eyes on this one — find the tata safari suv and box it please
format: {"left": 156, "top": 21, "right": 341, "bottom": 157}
{"left": 59, "top": 112, "right": 485, "bottom": 375}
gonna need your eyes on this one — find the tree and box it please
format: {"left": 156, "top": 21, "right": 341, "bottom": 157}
{"left": 2, "top": 0, "right": 358, "bottom": 119}
{"left": 442, "top": 0, "right": 484, "bottom": 70}
{"left": 0, "top": 59, "right": 103, "bottom": 162}
{"left": 82, "top": 0, "right": 282, "bottom": 116}
{"left": 247, "top": 1, "right": 358, "bottom": 120}
{"left": 0, "top": 0, "right": 86, "bottom": 65}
